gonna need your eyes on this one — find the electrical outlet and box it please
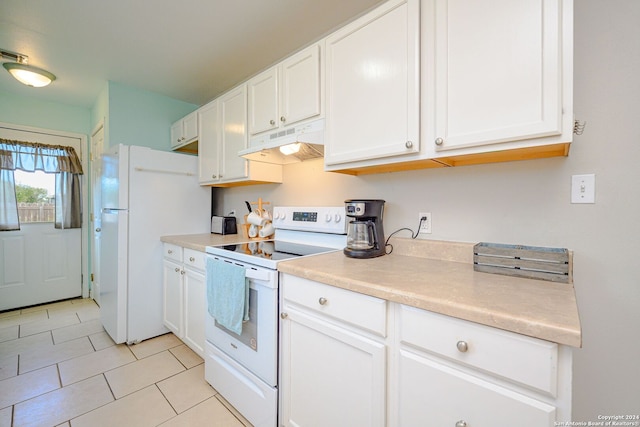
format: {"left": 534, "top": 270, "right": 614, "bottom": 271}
{"left": 419, "top": 212, "right": 432, "bottom": 234}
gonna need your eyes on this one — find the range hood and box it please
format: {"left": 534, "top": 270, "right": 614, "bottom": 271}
{"left": 239, "top": 119, "right": 324, "bottom": 165}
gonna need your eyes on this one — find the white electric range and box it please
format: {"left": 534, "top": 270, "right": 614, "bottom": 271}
{"left": 204, "top": 206, "right": 346, "bottom": 427}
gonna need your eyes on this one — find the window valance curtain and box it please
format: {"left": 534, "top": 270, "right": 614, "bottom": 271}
{"left": 0, "top": 138, "right": 84, "bottom": 231}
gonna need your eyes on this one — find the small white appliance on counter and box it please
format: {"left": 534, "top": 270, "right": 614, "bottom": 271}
{"left": 204, "top": 206, "right": 347, "bottom": 427}
{"left": 100, "top": 144, "right": 210, "bottom": 344}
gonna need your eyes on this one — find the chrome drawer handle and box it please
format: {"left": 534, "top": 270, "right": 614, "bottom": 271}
{"left": 174, "top": 267, "right": 180, "bottom": 272}
{"left": 405, "top": 140, "right": 413, "bottom": 148}
{"left": 280, "top": 312, "right": 288, "bottom": 319}
{"left": 189, "top": 257, "right": 195, "bottom": 262}
{"left": 270, "top": 119, "right": 276, "bottom": 125}
{"left": 167, "top": 249, "right": 173, "bottom": 254}
{"left": 456, "top": 340, "right": 469, "bottom": 353}
{"left": 455, "top": 421, "right": 467, "bottom": 427}
{"left": 318, "top": 297, "right": 327, "bottom": 306}
{"left": 435, "top": 137, "right": 444, "bottom": 146}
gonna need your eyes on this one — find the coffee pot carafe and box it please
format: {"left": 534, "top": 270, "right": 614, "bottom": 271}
{"left": 344, "top": 199, "right": 386, "bottom": 258}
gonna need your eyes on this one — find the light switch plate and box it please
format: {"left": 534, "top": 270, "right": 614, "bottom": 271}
{"left": 571, "top": 174, "right": 596, "bottom": 204}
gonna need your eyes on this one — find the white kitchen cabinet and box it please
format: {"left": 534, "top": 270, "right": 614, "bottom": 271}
{"left": 248, "top": 43, "right": 322, "bottom": 136}
{"left": 393, "top": 305, "right": 573, "bottom": 426}
{"left": 162, "top": 243, "right": 206, "bottom": 357}
{"left": 162, "top": 243, "right": 184, "bottom": 337}
{"left": 397, "top": 351, "right": 556, "bottom": 426}
{"left": 182, "top": 248, "right": 206, "bottom": 357}
{"left": 198, "top": 85, "right": 282, "bottom": 187}
{"left": 171, "top": 111, "right": 198, "bottom": 151}
{"left": 324, "top": 0, "right": 420, "bottom": 169}
{"left": 422, "top": 0, "right": 573, "bottom": 161}
{"left": 162, "top": 258, "right": 183, "bottom": 337}
{"left": 279, "top": 274, "right": 574, "bottom": 426}
{"left": 279, "top": 274, "right": 387, "bottom": 427}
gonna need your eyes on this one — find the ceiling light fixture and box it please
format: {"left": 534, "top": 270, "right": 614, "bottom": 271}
{"left": 1, "top": 49, "right": 56, "bottom": 87}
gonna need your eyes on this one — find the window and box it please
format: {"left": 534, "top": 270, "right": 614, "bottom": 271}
{"left": 14, "top": 170, "right": 55, "bottom": 223}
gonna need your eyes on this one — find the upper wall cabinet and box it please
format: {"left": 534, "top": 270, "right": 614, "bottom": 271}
{"left": 198, "top": 86, "right": 283, "bottom": 187}
{"left": 248, "top": 43, "right": 322, "bottom": 136}
{"left": 423, "top": 0, "right": 573, "bottom": 164}
{"left": 171, "top": 111, "right": 198, "bottom": 152}
{"left": 324, "top": 0, "right": 421, "bottom": 170}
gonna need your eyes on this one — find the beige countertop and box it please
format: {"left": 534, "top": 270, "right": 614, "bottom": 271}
{"left": 161, "top": 234, "right": 582, "bottom": 348}
{"left": 278, "top": 238, "right": 582, "bottom": 348}
{"left": 161, "top": 233, "right": 248, "bottom": 252}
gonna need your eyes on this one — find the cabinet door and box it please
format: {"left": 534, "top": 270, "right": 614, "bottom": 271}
{"left": 198, "top": 100, "right": 221, "bottom": 184}
{"left": 220, "top": 86, "right": 249, "bottom": 181}
{"left": 162, "top": 259, "right": 183, "bottom": 337}
{"left": 280, "top": 44, "right": 321, "bottom": 127}
{"left": 170, "top": 120, "right": 183, "bottom": 148}
{"left": 183, "top": 111, "right": 198, "bottom": 143}
{"left": 396, "top": 349, "right": 556, "bottom": 427}
{"left": 248, "top": 67, "right": 278, "bottom": 135}
{"left": 280, "top": 306, "right": 386, "bottom": 427}
{"left": 325, "top": 0, "right": 420, "bottom": 165}
{"left": 428, "top": 0, "right": 566, "bottom": 151}
{"left": 183, "top": 267, "right": 205, "bottom": 358}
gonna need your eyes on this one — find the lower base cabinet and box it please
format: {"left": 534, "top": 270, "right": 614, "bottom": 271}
{"left": 280, "top": 308, "right": 386, "bottom": 427}
{"left": 279, "top": 274, "right": 573, "bottom": 426}
{"left": 279, "top": 274, "right": 387, "bottom": 427}
{"left": 397, "top": 350, "right": 556, "bottom": 426}
{"left": 162, "top": 243, "right": 206, "bottom": 358}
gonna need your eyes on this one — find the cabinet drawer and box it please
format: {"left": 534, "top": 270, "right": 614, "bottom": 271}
{"left": 163, "top": 243, "right": 183, "bottom": 262}
{"left": 398, "top": 350, "right": 556, "bottom": 426}
{"left": 183, "top": 248, "right": 206, "bottom": 271}
{"left": 399, "top": 305, "right": 558, "bottom": 395}
{"left": 281, "top": 275, "right": 387, "bottom": 337}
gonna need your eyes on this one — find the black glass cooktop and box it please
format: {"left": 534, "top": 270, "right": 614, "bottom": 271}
{"left": 207, "top": 239, "right": 339, "bottom": 268}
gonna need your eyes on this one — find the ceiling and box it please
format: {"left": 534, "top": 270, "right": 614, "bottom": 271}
{"left": 0, "top": 0, "right": 384, "bottom": 108}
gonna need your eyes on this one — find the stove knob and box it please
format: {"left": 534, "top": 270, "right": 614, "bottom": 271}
{"left": 334, "top": 213, "right": 342, "bottom": 223}
{"left": 325, "top": 213, "right": 332, "bottom": 222}
{"left": 273, "top": 212, "right": 280, "bottom": 220}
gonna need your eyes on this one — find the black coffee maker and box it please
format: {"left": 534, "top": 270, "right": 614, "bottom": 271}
{"left": 344, "top": 199, "right": 386, "bottom": 258}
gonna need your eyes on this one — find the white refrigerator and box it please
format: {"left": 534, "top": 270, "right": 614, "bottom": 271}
{"left": 100, "top": 144, "right": 210, "bottom": 344}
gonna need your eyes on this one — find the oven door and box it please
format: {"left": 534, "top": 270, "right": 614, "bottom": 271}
{"left": 205, "top": 254, "right": 278, "bottom": 387}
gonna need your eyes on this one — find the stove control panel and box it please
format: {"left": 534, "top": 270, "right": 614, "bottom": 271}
{"left": 273, "top": 206, "right": 346, "bottom": 234}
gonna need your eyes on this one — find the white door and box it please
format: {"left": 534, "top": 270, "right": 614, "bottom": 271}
{"left": 280, "top": 306, "right": 387, "bottom": 427}
{"left": 0, "top": 125, "right": 84, "bottom": 311}
{"left": 325, "top": 0, "right": 420, "bottom": 165}
{"left": 220, "top": 86, "right": 249, "bottom": 181}
{"left": 429, "top": 0, "right": 564, "bottom": 151}
{"left": 90, "top": 124, "right": 104, "bottom": 305}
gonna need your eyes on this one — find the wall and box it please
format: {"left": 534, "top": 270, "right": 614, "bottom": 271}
{"left": 219, "top": 0, "right": 640, "bottom": 420}
{"left": 0, "top": 91, "right": 91, "bottom": 135}
{"left": 105, "top": 81, "right": 197, "bottom": 151}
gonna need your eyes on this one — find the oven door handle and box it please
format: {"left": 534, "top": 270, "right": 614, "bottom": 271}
{"left": 245, "top": 268, "right": 272, "bottom": 282}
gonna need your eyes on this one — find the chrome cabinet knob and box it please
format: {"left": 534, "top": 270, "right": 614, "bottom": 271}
{"left": 280, "top": 116, "right": 286, "bottom": 123}
{"left": 405, "top": 141, "right": 413, "bottom": 148}
{"left": 318, "top": 297, "right": 327, "bottom": 305}
{"left": 174, "top": 267, "right": 180, "bottom": 272}
{"left": 270, "top": 119, "right": 276, "bottom": 125}
{"left": 95, "top": 228, "right": 101, "bottom": 232}
{"left": 456, "top": 340, "right": 469, "bottom": 353}
{"left": 189, "top": 257, "right": 195, "bottom": 262}
{"left": 435, "top": 137, "right": 444, "bottom": 146}
{"left": 180, "top": 270, "right": 185, "bottom": 275}
{"left": 455, "top": 421, "right": 467, "bottom": 427}
{"left": 212, "top": 174, "right": 217, "bottom": 179}
{"left": 167, "top": 250, "right": 173, "bottom": 254}
{"left": 280, "top": 312, "right": 288, "bottom": 319}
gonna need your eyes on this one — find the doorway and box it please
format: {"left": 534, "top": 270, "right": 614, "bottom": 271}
{"left": 0, "top": 123, "right": 88, "bottom": 311}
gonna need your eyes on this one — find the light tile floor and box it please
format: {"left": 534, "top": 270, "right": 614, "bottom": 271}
{"left": 0, "top": 298, "right": 251, "bottom": 427}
